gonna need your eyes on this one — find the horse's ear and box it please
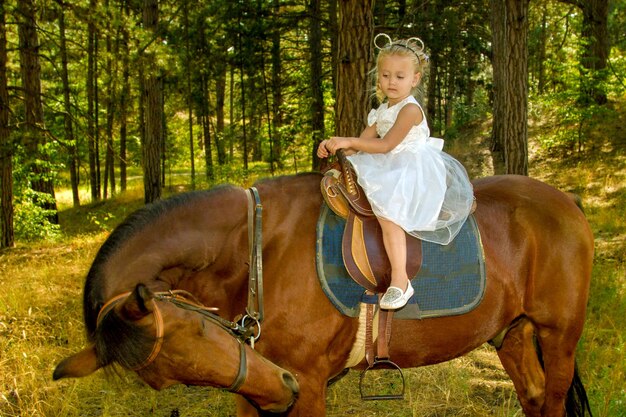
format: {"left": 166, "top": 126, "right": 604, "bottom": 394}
{"left": 120, "top": 284, "right": 155, "bottom": 321}
{"left": 53, "top": 344, "right": 101, "bottom": 380}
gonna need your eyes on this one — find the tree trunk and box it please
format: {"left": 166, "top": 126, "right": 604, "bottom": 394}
{"left": 95, "top": 37, "right": 101, "bottom": 197}
{"left": 0, "top": 0, "right": 14, "bottom": 247}
{"left": 335, "top": 0, "right": 374, "bottom": 137}
{"left": 142, "top": 0, "right": 163, "bottom": 203}
{"left": 104, "top": 1, "right": 116, "bottom": 199}
{"left": 229, "top": 64, "right": 235, "bottom": 160}
{"left": 57, "top": 0, "right": 80, "bottom": 207}
{"left": 201, "top": 73, "right": 214, "bottom": 181}
{"left": 119, "top": 13, "right": 130, "bottom": 192}
{"left": 489, "top": 0, "right": 507, "bottom": 173}
{"left": 17, "top": 0, "right": 58, "bottom": 222}
{"left": 270, "top": 0, "right": 283, "bottom": 169}
{"left": 239, "top": 36, "right": 248, "bottom": 171}
{"left": 329, "top": 0, "right": 338, "bottom": 93}
{"left": 259, "top": 49, "right": 271, "bottom": 168}
{"left": 250, "top": 111, "right": 261, "bottom": 162}
{"left": 504, "top": 0, "right": 529, "bottom": 175}
{"left": 235, "top": 5, "right": 248, "bottom": 171}
{"left": 426, "top": 52, "right": 440, "bottom": 136}
{"left": 183, "top": 2, "right": 195, "bottom": 188}
{"left": 215, "top": 65, "right": 226, "bottom": 165}
{"left": 309, "top": 0, "right": 325, "bottom": 171}
{"left": 537, "top": 2, "right": 548, "bottom": 94}
{"left": 87, "top": 0, "right": 99, "bottom": 201}
{"left": 445, "top": 58, "right": 456, "bottom": 130}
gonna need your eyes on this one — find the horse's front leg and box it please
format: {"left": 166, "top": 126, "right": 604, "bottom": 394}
{"left": 235, "top": 375, "right": 328, "bottom": 417}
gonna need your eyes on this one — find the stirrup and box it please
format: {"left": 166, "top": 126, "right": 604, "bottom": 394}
{"left": 359, "top": 358, "right": 405, "bottom": 400}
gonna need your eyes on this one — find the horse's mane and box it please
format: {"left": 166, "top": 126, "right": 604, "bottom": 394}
{"left": 83, "top": 185, "right": 237, "bottom": 338}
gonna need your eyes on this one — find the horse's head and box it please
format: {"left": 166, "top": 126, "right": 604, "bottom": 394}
{"left": 53, "top": 284, "right": 299, "bottom": 413}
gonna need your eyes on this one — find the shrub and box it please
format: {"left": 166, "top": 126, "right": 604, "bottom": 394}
{"left": 14, "top": 189, "right": 61, "bottom": 242}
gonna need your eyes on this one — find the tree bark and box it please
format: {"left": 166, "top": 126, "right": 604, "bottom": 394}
{"left": 426, "top": 52, "right": 439, "bottom": 135}
{"left": 201, "top": 73, "right": 214, "bottom": 181}
{"left": 183, "top": 1, "right": 195, "bottom": 187}
{"left": 335, "top": 0, "right": 374, "bottom": 137}
{"left": 490, "top": 0, "right": 529, "bottom": 175}
{"left": 504, "top": 0, "right": 529, "bottom": 175}
{"left": 309, "top": 0, "right": 325, "bottom": 171}
{"left": 17, "top": 0, "right": 59, "bottom": 221}
{"left": 490, "top": 0, "right": 506, "bottom": 164}
{"left": 537, "top": 2, "right": 548, "bottom": 94}
{"left": 119, "top": 8, "right": 130, "bottom": 192}
{"left": 329, "top": 0, "right": 338, "bottom": 93}
{"left": 215, "top": 65, "right": 226, "bottom": 165}
{"left": 0, "top": 0, "right": 14, "bottom": 247}
{"left": 141, "top": 0, "right": 163, "bottom": 203}
{"left": 229, "top": 64, "right": 235, "bottom": 160}
{"left": 270, "top": 0, "right": 283, "bottom": 169}
{"left": 87, "top": 0, "right": 99, "bottom": 201}
{"left": 57, "top": 0, "right": 80, "bottom": 207}
{"left": 103, "top": 0, "right": 116, "bottom": 199}
{"left": 236, "top": 5, "right": 248, "bottom": 171}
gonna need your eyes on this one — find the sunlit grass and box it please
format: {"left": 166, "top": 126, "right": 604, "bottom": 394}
{"left": 326, "top": 348, "right": 521, "bottom": 417}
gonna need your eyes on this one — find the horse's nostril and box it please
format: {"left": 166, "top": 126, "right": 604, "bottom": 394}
{"left": 283, "top": 371, "right": 300, "bottom": 396}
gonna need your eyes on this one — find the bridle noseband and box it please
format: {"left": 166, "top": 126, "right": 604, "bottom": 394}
{"left": 95, "top": 187, "right": 265, "bottom": 393}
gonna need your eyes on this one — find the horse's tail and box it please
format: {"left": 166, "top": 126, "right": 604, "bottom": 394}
{"left": 565, "top": 363, "right": 593, "bottom": 416}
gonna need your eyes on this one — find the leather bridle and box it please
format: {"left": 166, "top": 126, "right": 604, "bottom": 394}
{"left": 95, "top": 187, "right": 264, "bottom": 393}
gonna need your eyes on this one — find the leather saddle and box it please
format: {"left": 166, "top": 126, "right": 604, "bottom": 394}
{"left": 321, "top": 151, "right": 422, "bottom": 293}
{"left": 320, "top": 161, "right": 374, "bottom": 219}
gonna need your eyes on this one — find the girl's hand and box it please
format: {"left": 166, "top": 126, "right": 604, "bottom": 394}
{"left": 317, "top": 140, "right": 331, "bottom": 158}
{"left": 324, "top": 137, "right": 353, "bottom": 155}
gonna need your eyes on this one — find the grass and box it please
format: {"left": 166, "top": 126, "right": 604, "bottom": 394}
{"left": 2, "top": 102, "right": 626, "bottom": 416}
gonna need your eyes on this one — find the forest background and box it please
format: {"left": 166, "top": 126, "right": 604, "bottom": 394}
{"left": 1, "top": 0, "right": 625, "bottom": 416}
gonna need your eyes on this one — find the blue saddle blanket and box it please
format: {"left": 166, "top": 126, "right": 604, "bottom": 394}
{"left": 316, "top": 205, "right": 486, "bottom": 319}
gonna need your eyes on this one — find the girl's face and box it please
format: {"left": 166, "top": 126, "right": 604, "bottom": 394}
{"left": 377, "top": 54, "right": 421, "bottom": 105}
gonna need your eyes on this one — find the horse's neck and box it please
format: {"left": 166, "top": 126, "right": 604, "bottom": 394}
{"left": 102, "top": 194, "right": 249, "bottom": 297}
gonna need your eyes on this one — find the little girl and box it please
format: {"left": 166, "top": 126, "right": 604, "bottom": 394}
{"left": 317, "top": 34, "right": 474, "bottom": 310}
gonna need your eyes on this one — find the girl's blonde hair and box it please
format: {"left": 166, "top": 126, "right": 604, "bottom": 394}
{"left": 372, "top": 34, "right": 429, "bottom": 103}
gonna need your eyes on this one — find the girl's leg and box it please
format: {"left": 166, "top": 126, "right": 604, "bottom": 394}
{"left": 378, "top": 218, "right": 413, "bottom": 309}
{"left": 378, "top": 217, "right": 408, "bottom": 288}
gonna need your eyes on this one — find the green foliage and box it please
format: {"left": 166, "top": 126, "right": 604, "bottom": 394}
{"left": 533, "top": 90, "right": 618, "bottom": 154}
{"left": 87, "top": 211, "right": 116, "bottom": 231}
{"left": 13, "top": 189, "right": 61, "bottom": 241}
{"left": 446, "top": 88, "right": 492, "bottom": 140}
{"left": 8, "top": 144, "right": 61, "bottom": 242}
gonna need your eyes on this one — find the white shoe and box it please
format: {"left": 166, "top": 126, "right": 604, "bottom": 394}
{"left": 379, "top": 282, "right": 414, "bottom": 310}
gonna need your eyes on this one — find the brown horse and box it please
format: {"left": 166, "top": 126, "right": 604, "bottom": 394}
{"left": 53, "top": 173, "right": 594, "bottom": 417}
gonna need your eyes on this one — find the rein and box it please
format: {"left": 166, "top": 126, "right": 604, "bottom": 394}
{"left": 95, "top": 187, "right": 265, "bottom": 392}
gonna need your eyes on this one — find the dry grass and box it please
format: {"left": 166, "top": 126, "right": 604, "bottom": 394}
{"left": 327, "top": 349, "right": 521, "bottom": 417}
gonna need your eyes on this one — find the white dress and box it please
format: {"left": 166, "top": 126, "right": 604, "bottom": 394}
{"left": 347, "top": 96, "right": 474, "bottom": 245}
